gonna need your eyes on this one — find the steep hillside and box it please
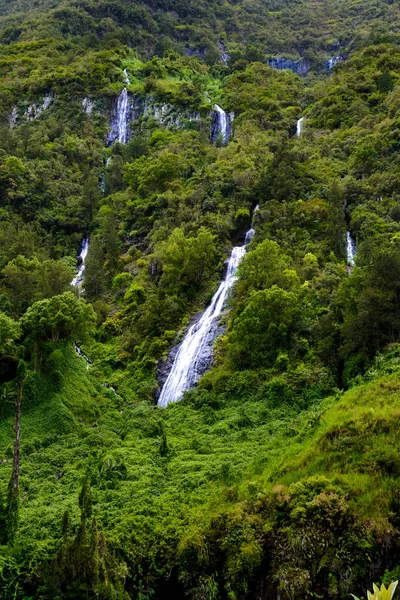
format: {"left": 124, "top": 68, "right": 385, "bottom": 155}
{"left": 1, "top": 0, "right": 400, "bottom": 598}
{"left": 0, "top": 0, "right": 398, "bottom": 65}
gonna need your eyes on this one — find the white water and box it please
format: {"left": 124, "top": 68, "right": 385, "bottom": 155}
{"left": 327, "top": 56, "right": 341, "bottom": 70}
{"left": 213, "top": 104, "right": 230, "bottom": 143}
{"left": 296, "top": 117, "right": 305, "bottom": 137}
{"left": 346, "top": 232, "right": 356, "bottom": 266}
{"left": 74, "top": 343, "right": 91, "bottom": 369}
{"left": 71, "top": 237, "right": 89, "bottom": 288}
{"left": 115, "top": 88, "right": 130, "bottom": 144}
{"left": 107, "top": 69, "right": 133, "bottom": 144}
{"left": 123, "top": 68, "right": 130, "bottom": 85}
{"left": 158, "top": 209, "right": 258, "bottom": 407}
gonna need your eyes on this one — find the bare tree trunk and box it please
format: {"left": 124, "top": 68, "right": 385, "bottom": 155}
{"left": 13, "top": 375, "right": 29, "bottom": 497}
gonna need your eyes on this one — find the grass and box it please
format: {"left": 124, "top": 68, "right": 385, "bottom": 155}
{"left": 1, "top": 344, "right": 400, "bottom": 579}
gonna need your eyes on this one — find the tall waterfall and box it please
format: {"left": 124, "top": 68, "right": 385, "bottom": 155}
{"left": 212, "top": 104, "right": 232, "bottom": 143}
{"left": 107, "top": 69, "right": 132, "bottom": 145}
{"left": 116, "top": 88, "right": 130, "bottom": 144}
{"left": 107, "top": 88, "right": 130, "bottom": 145}
{"left": 71, "top": 238, "right": 89, "bottom": 288}
{"left": 346, "top": 232, "right": 356, "bottom": 266}
{"left": 158, "top": 210, "right": 258, "bottom": 407}
{"left": 296, "top": 117, "right": 305, "bottom": 137}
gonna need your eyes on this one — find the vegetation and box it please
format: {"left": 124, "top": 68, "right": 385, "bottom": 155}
{"left": 1, "top": 0, "right": 400, "bottom": 598}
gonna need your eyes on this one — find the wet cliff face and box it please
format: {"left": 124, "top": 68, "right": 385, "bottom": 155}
{"left": 268, "top": 57, "right": 311, "bottom": 75}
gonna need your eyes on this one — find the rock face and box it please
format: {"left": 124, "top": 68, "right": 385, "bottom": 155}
{"left": 82, "top": 98, "right": 94, "bottom": 114}
{"left": 184, "top": 47, "right": 207, "bottom": 60}
{"left": 9, "top": 106, "right": 17, "bottom": 129}
{"left": 268, "top": 57, "right": 311, "bottom": 75}
{"left": 25, "top": 94, "right": 53, "bottom": 120}
{"left": 219, "top": 42, "right": 229, "bottom": 64}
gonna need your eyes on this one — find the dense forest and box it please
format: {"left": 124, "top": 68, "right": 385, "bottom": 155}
{"left": 1, "top": 0, "right": 400, "bottom": 597}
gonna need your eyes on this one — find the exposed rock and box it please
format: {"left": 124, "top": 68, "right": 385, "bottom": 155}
{"left": 184, "top": 47, "right": 207, "bottom": 60}
{"left": 25, "top": 94, "right": 53, "bottom": 120}
{"left": 155, "top": 310, "right": 226, "bottom": 400}
{"left": 9, "top": 106, "right": 17, "bottom": 129}
{"left": 107, "top": 92, "right": 143, "bottom": 145}
{"left": 268, "top": 57, "right": 310, "bottom": 75}
{"left": 219, "top": 42, "right": 230, "bottom": 64}
{"left": 82, "top": 97, "right": 94, "bottom": 114}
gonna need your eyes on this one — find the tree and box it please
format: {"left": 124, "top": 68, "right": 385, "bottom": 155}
{"left": 235, "top": 238, "right": 299, "bottom": 302}
{"left": 155, "top": 227, "right": 218, "bottom": 298}
{"left": 227, "top": 286, "right": 302, "bottom": 370}
{"left": 0, "top": 312, "right": 20, "bottom": 382}
{"left": 40, "top": 477, "right": 129, "bottom": 598}
{"left": 339, "top": 239, "right": 400, "bottom": 364}
{"left": 2, "top": 255, "right": 74, "bottom": 316}
{"left": 21, "top": 292, "right": 96, "bottom": 346}
{"left": 102, "top": 210, "right": 120, "bottom": 278}
{"left": 326, "top": 180, "right": 346, "bottom": 259}
{"left": 84, "top": 236, "right": 106, "bottom": 299}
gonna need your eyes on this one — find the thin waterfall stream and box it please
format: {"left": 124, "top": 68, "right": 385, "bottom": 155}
{"left": 296, "top": 117, "right": 305, "bottom": 137}
{"left": 346, "top": 231, "right": 356, "bottom": 267}
{"left": 71, "top": 237, "right": 89, "bottom": 288}
{"left": 212, "top": 104, "right": 233, "bottom": 143}
{"left": 158, "top": 207, "right": 259, "bottom": 407}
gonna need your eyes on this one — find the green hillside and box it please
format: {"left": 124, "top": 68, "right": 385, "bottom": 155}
{"left": 1, "top": 0, "right": 400, "bottom": 598}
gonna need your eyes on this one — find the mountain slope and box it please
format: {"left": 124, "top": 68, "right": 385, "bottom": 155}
{"left": 1, "top": 0, "right": 400, "bottom": 598}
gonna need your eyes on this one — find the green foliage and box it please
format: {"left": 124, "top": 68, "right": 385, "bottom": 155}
{"left": 21, "top": 291, "right": 96, "bottom": 345}
{"left": 1, "top": 0, "right": 400, "bottom": 597}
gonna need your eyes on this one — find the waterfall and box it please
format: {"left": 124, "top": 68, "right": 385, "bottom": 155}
{"left": 106, "top": 69, "right": 132, "bottom": 145}
{"left": 158, "top": 209, "right": 258, "bottom": 407}
{"left": 219, "top": 42, "right": 229, "bottom": 64}
{"left": 71, "top": 237, "right": 89, "bottom": 288}
{"left": 116, "top": 88, "right": 130, "bottom": 144}
{"left": 100, "top": 157, "right": 111, "bottom": 194}
{"left": 296, "top": 117, "right": 305, "bottom": 137}
{"left": 107, "top": 88, "right": 130, "bottom": 145}
{"left": 123, "top": 68, "right": 130, "bottom": 85}
{"left": 212, "top": 104, "right": 231, "bottom": 143}
{"left": 327, "top": 56, "right": 341, "bottom": 70}
{"left": 346, "top": 232, "right": 356, "bottom": 266}
{"left": 74, "top": 343, "right": 91, "bottom": 370}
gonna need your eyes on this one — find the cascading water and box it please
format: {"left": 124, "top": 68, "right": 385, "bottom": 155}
{"left": 296, "top": 117, "right": 305, "bottom": 137}
{"left": 346, "top": 232, "right": 356, "bottom": 267}
{"left": 123, "top": 68, "right": 130, "bottom": 85}
{"left": 115, "top": 88, "right": 130, "bottom": 144}
{"left": 71, "top": 237, "right": 89, "bottom": 288}
{"left": 74, "top": 343, "right": 91, "bottom": 369}
{"left": 212, "top": 104, "right": 231, "bottom": 143}
{"left": 72, "top": 241, "right": 92, "bottom": 366}
{"left": 158, "top": 208, "right": 258, "bottom": 407}
{"left": 107, "top": 69, "right": 132, "bottom": 145}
